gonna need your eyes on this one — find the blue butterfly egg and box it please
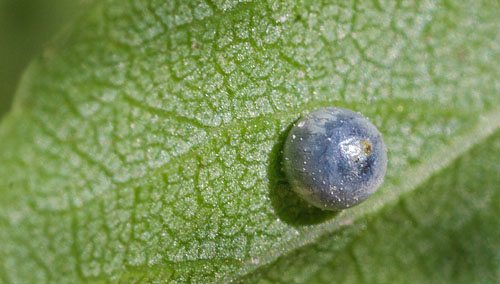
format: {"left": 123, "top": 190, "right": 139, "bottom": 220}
{"left": 283, "top": 107, "right": 387, "bottom": 211}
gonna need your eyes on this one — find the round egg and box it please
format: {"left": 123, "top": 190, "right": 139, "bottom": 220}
{"left": 283, "top": 107, "right": 387, "bottom": 210}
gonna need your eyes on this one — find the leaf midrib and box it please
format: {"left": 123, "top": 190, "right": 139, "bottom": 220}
{"left": 229, "top": 105, "right": 500, "bottom": 282}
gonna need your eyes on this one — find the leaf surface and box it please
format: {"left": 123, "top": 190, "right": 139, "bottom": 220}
{"left": 1, "top": 0, "right": 500, "bottom": 283}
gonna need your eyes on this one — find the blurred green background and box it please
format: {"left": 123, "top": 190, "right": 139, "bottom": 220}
{"left": 0, "top": 0, "right": 87, "bottom": 117}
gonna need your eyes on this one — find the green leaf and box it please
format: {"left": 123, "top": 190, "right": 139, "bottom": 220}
{"left": 1, "top": 0, "right": 500, "bottom": 283}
